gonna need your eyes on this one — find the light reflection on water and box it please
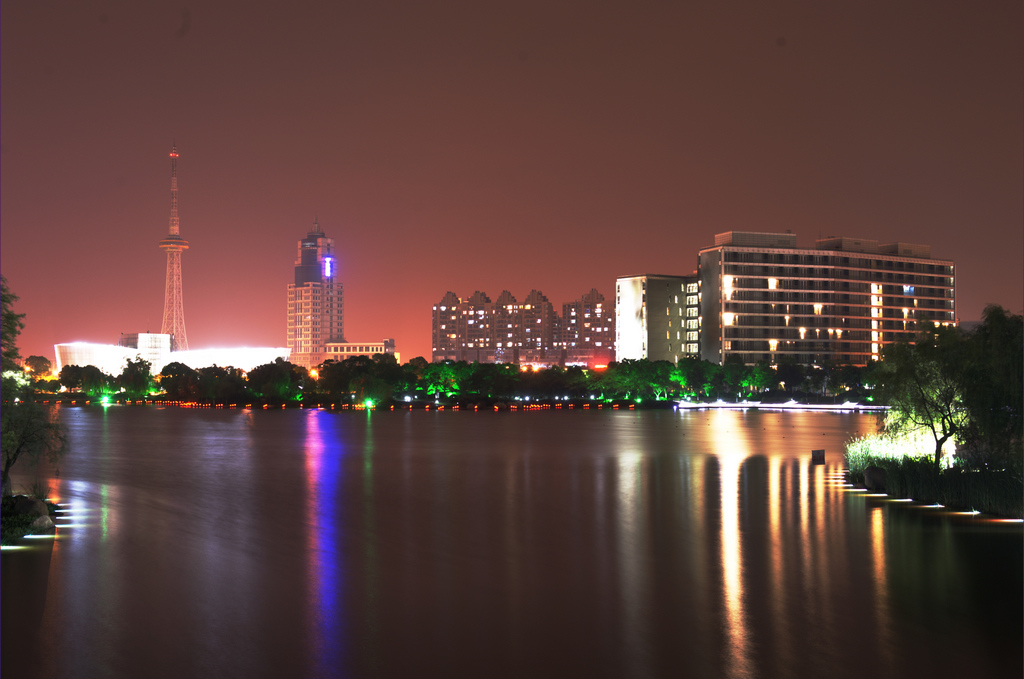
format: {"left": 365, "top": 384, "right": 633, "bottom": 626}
{"left": 1, "top": 407, "right": 1020, "bottom": 679}
{"left": 711, "top": 412, "right": 751, "bottom": 679}
{"left": 304, "top": 408, "right": 344, "bottom": 676}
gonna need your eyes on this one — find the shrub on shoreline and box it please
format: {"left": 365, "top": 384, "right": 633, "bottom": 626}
{"left": 845, "top": 434, "right": 1023, "bottom": 518}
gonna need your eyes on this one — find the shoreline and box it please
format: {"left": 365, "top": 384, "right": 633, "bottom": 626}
{"left": 675, "top": 399, "right": 887, "bottom": 412}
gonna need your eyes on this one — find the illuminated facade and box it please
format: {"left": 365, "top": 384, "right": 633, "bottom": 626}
{"left": 119, "top": 332, "right": 172, "bottom": 367}
{"left": 615, "top": 274, "right": 698, "bottom": 364}
{"left": 286, "top": 221, "right": 344, "bottom": 369}
{"left": 55, "top": 338, "right": 290, "bottom": 376}
{"left": 699, "top": 232, "right": 956, "bottom": 366}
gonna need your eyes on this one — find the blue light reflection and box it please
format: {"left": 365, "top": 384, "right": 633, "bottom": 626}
{"left": 304, "top": 410, "right": 345, "bottom": 674}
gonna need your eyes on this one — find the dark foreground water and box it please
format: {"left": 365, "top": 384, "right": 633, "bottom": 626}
{"left": 3, "top": 406, "right": 1021, "bottom": 678}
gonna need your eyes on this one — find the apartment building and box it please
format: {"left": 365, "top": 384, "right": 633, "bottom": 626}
{"left": 431, "top": 288, "right": 612, "bottom": 367}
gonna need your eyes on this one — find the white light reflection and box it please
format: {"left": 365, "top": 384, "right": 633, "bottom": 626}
{"left": 870, "top": 506, "right": 895, "bottom": 668}
{"left": 767, "top": 453, "right": 794, "bottom": 672}
{"left": 710, "top": 410, "right": 752, "bottom": 677}
{"left": 615, "top": 450, "right": 652, "bottom": 677}
{"left": 683, "top": 452, "right": 709, "bottom": 618}
{"left": 812, "top": 459, "right": 837, "bottom": 655}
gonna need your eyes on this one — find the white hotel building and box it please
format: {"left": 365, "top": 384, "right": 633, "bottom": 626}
{"left": 698, "top": 231, "right": 956, "bottom": 366}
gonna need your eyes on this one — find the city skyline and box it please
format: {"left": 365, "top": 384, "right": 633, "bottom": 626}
{"left": 2, "top": 2, "right": 1021, "bottom": 363}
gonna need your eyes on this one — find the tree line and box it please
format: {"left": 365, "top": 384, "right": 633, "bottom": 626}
{"left": 41, "top": 352, "right": 881, "bottom": 406}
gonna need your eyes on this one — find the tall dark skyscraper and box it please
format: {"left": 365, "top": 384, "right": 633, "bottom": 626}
{"left": 286, "top": 220, "right": 344, "bottom": 368}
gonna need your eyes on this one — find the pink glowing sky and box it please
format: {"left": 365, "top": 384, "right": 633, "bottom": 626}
{"left": 2, "top": 2, "right": 1021, "bottom": 364}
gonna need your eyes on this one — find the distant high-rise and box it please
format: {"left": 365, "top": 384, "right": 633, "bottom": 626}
{"left": 519, "top": 290, "right": 558, "bottom": 364}
{"left": 560, "top": 288, "right": 615, "bottom": 367}
{"left": 286, "top": 220, "right": 344, "bottom": 368}
{"left": 159, "top": 144, "right": 189, "bottom": 351}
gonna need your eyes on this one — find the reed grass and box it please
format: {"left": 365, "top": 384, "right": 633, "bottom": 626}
{"left": 844, "top": 434, "right": 1023, "bottom": 518}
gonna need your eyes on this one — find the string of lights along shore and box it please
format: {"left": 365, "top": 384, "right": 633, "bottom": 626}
{"left": 158, "top": 144, "right": 189, "bottom": 352}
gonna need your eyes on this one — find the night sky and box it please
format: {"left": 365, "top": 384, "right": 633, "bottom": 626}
{"left": 2, "top": 2, "right": 1021, "bottom": 364}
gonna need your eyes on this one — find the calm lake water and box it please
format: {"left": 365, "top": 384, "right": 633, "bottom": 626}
{"left": 3, "top": 406, "right": 1021, "bottom": 678}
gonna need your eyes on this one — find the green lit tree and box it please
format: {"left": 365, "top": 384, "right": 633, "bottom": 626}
{"left": 671, "top": 357, "right": 708, "bottom": 399}
{"left": 604, "top": 359, "right": 675, "bottom": 401}
{"left": 80, "top": 365, "right": 112, "bottom": 398}
{"left": 877, "top": 324, "right": 968, "bottom": 469}
{"left": 247, "top": 358, "right": 304, "bottom": 403}
{"left": 118, "top": 357, "right": 154, "bottom": 399}
{"left": 746, "top": 361, "right": 778, "bottom": 394}
{"left": 422, "top": 361, "right": 471, "bottom": 397}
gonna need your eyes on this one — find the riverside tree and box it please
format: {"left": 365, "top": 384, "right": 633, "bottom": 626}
{"left": 118, "top": 357, "right": 154, "bottom": 399}
{"left": 24, "top": 355, "right": 51, "bottom": 378}
{"left": 958, "top": 306, "right": 1023, "bottom": 467}
{"left": 159, "top": 362, "right": 201, "bottom": 400}
{"left": 247, "top": 358, "right": 305, "bottom": 403}
{"left": 1, "top": 276, "right": 66, "bottom": 496}
{"left": 1, "top": 275, "right": 26, "bottom": 397}
{"left": 877, "top": 309, "right": 1024, "bottom": 470}
{"left": 877, "top": 323, "right": 969, "bottom": 469}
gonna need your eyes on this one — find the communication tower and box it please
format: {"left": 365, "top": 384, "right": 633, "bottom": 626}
{"left": 159, "top": 144, "right": 189, "bottom": 351}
